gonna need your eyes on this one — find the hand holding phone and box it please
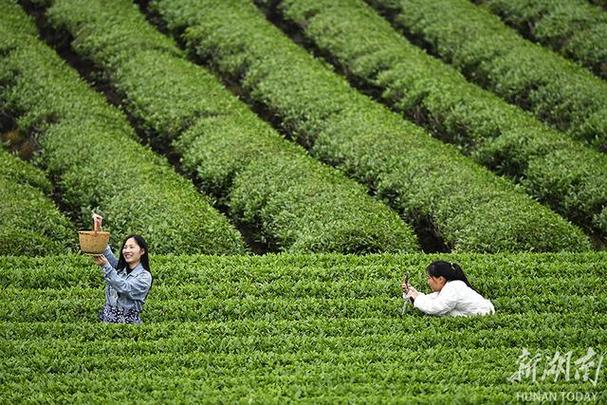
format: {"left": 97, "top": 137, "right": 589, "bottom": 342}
{"left": 401, "top": 272, "right": 416, "bottom": 303}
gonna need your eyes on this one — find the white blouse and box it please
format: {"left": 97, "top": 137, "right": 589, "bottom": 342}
{"left": 412, "top": 280, "right": 495, "bottom": 317}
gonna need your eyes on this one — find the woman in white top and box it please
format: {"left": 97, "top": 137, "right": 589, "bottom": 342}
{"left": 403, "top": 261, "right": 494, "bottom": 317}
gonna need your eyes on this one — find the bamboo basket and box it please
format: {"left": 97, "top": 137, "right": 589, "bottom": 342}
{"left": 78, "top": 221, "right": 110, "bottom": 254}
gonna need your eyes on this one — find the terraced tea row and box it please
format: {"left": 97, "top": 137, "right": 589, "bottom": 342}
{"left": 0, "top": 148, "right": 74, "bottom": 255}
{"left": 367, "top": 0, "right": 607, "bottom": 153}
{"left": 265, "top": 0, "right": 607, "bottom": 238}
{"left": 0, "top": 0, "right": 245, "bottom": 254}
{"left": 148, "top": 0, "right": 591, "bottom": 252}
{"left": 475, "top": 0, "right": 607, "bottom": 80}
{"left": 42, "top": 0, "right": 417, "bottom": 254}
{"left": 1, "top": 253, "right": 605, "bottom": 403}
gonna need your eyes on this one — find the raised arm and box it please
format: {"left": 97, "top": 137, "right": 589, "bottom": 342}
{"left": 101, "top": 245, "right": 118, "bottom": 269}
{"left": 413, "top": 283, "right": 459, "bottom": 316}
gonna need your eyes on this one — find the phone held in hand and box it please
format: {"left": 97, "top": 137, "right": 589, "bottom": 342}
{"left": 402, "top": 272, "right": 414, "bottom": 304}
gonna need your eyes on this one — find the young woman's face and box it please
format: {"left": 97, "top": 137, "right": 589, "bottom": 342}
{"left": 427, "top": 275, "right": 446, "bottom": 292}
{"left": 122, "top": 237, "right": 144, "bottom": 267}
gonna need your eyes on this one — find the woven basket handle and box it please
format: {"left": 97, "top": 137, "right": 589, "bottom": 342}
{"left": 92, "top": 213, "right": 102, "bottom": 234}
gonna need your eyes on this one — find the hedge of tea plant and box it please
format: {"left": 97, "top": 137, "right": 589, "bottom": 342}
{"left": 0, "top": 148, "right": 74, "bottom": 255}
{"left": 475, "top": 0, "right": 607, "bottom": 80}
{"left": 264, "top": 0, "right": 607, "bottom": 238}
{"left": 0, "top": 0, "right": 246, "bottom": 255}
{"left": 43, "top": 0, "right": 418, "bottom": 254}
{"left": 591, "top": 0, "right": 607, "bottom": 8}
{"left": 0, "top": 253, "right": 605, "bottom": 402}
{"left": 0, "top": 0, "right": 38, "bottom": 36}
{"left": 366, "top": 0, "right": 607, "bottom": 153}
{"left": 148, "top": 0, "right": 591, "bottom": 253}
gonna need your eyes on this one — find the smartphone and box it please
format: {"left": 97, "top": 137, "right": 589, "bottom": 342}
{"left": 402, "top": 272, "right": 414, "bottom": 303}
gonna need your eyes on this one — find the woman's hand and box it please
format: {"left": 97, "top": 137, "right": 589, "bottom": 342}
{"left": 406, "top": 286, "right": 419, "bottom": 300}
{"left": 92, "top": 213, "right": 103, "bottom": 231}
{"left": 93, "top": 255, "right": 108, "bottom": 267}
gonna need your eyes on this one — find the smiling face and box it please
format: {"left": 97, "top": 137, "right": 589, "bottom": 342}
{"left": 122, "top": 237, "right": 145, "bottom": 269}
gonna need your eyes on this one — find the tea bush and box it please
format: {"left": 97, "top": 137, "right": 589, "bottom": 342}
{"left": 476, "top": 0, "right": 607, "bottom": 80}
{"left": 45, "top": 0, "right": 418, "bottom": 254}
{"left": 0, "top": 149, "right": 74, "bottom": 255}
{"left": 367, "top": 0, "right": 607, "bottom": 152}
{"left": 0, "top": 253, "right": 605, "bottom": 402}
{"left": 149, "top": 0, "right": 591, "bottom": 253}
{"left": 0, "top": 1, "right": 245, "bottom": 254}
{"left": 269, "top": 0, "right": 607, "bottom": 238}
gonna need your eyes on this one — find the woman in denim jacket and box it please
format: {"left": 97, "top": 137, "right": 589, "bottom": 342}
{"left": 92, "top": 214, "right": 153, "bottom": 324}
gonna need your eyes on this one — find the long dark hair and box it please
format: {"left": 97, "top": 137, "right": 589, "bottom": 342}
{"left": 116, "top": 234, "right": 150, "bottom": 275}
{"left": 427, "top": 260, "right": 475, "bottom": 291}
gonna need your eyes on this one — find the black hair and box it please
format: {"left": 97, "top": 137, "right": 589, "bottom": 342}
{"left": 427, "top": 260, "right": 475, "bottom": 291}
{"left": 116, "top": 234, "right": 152, "bottom": 299}
{"left": 117, "top": 234, "right": 150, "bottom": 274}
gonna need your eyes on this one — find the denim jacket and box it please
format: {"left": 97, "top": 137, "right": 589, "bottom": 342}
{"left": 101, "top": 245, "right": 152, "bottom": 312}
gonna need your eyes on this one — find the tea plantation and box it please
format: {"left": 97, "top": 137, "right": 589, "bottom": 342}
{"left": 1, "top": 0, "right": 606, "bottom": 403}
